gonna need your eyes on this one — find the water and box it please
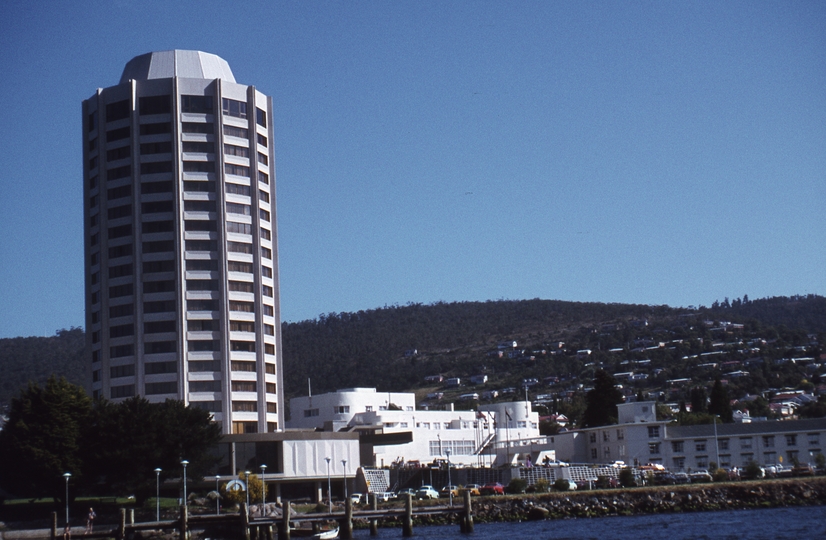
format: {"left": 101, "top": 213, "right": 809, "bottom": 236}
{"left": 351, "top": 506, "right": 826, "bottom": 539}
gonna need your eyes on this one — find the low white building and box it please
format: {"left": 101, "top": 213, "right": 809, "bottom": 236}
{"left": 288, "top": 388, "right": 542, "bottom": 468}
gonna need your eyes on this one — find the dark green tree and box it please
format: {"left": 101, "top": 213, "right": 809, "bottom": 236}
{"left": 708, "top": 378, "right": 733, "bottom": 422}
{"left": 0, "top": 376, "right": 92, "bottom": 501}
{"left": 90, "top": 397, "right": 222, "bottom": 504}
{"left": 581, "top": 370, "right": 624, "bottom": 427}
{"left": 690, "top": 386, "right": 708, "bottom": 414}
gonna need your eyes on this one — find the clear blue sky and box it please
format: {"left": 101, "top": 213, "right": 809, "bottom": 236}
{"left": 1, "top": 1, "right": 824, "bottom": 339}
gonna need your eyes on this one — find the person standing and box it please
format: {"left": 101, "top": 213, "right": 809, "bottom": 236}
{"left": 84, "top": 508, "right": 96, "bottom": 534}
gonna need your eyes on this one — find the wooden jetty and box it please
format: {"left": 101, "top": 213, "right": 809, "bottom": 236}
{"left": 48, "top": 492, "right": 474, "bottom": 540}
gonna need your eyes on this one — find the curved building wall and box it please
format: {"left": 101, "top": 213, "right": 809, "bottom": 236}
{"left": 82, "top": 51, "right": 283, "bottom": 435}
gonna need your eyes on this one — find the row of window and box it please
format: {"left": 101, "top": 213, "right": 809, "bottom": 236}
{"left": 670, "top": 433, "right": 820, "bottom": 454}
{"left": 94, "top": 96, "right": 267, "bottom": 126}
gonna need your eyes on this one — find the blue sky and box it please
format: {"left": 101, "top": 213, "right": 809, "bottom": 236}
{"left": 0, "top": 1, "right": 824, "bottom": 339}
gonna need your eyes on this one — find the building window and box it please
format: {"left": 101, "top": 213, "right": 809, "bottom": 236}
{"left": 673, "top": 457, "right": 685, "bottom": 470}
{"left": 334, "top": 406, "right": 350, "bottom": 414}
{"left": 146, "top": 382, "right": 177, "bottom": 395}
{"left": 181, "top": 95, "right": 213, "bottom": 114}
{"left": 257, "top": 133, "right": 267, "bottom": 147}
{"left": 145, "top": 361, "right": 177, "bottom": 374}
{"left": 226, "top": 202, "right": 251, "bottom": 215}
{"left": 695, "top": 441, "right": 707, "bottom": 452}
{"left": 182, "top": 122, "right": 214, "bottom": 134}
{"left": 258, "top": 171, "right": 269, "bottom": 184}
{"left": 259, "top": 190, "right": 270, "bottom": 203}
{"left": 264, "top": 343, "right": 275, "bottom": 355}
{"left": 232, "top": 401, "right": 257, "bottom": 412}
{"left": 139, "top": 95, "right": 171, "bottom": 115}
{"left": 696, "top": 457, "right": 708, "bottom": 469}
{"left": 141, "top": 122, "right": 172, "bottom": 135}
{"left": 231, "top": 381, "right": 257, "bottom": 392}
{"left": 264, "top": 324, "right": 274, "bottom": 335}
{"left": 225, "top": 143, "right": 250, "bottom": 158}
{"left": 106, "top": 146, "right": 130, "bottom": 161}
{"left": 808, "top": 433, "right": 820, "bottom": 446}
{"left": 224, "top": 125, "right": 248, "bottom": 138}
{"left": 763, "top": 451, "right": 776, "bottom": 464}
{"left": 106, "top": 100, "right": 130, "bottom": 122}
{"left": 144, "top": 320, "right": 176, "bottom": 333}
{"left": 226, "top": 183, "right": 251, "bottom": 196}
{"left": 740, "top": 437, "right": 753, "bottom": 449}
{"left": 106, "top": 126, "right": 130, "bottom": 142}
{"left": 225, "top": 163, "right": 250, "bottom": 177}
{"left": 266, "top": 382, "right": 277, "bottom": 394}
{"left": 262, "top": 304, "right": 274, "bottom": 317}
{"left": 110, "top": 364, "right": 135, "bottom": 378}
{"left": 110, "top": 344, "right": 134, "bottom": 358}
{"left": 145, "top": 300, "right": 176, "bottom": 313}
{"left": 182, "top": 161, "right": 215, "bottom": 173}
{"left": 260, "top": 228, "right": 271, "bottom": 240}
{"left": 258, "top": 152, "right": 268, "bottom": 165}
{"left": 256, "top": 108, "right": 266, "bottom": 127}
{"left": 144, "top": 200, "right": 174, "bottom": 214}
{"left": 259, "top": 208, "right": 270, "bottom": 221}
{"left": 227, "top": 261, "right": 253, "bottom": 273}
{"left": 230, "top": 340, "right": 255, "bottom": 352}
{"left": 110, "top": 384, "right": 135, "bottom": 399}
{"left": 785, "top": 434, "right": 797, "bottom": 447}
{"left": 719, "top": 439, "right": 729, "bottom": 451}
{"left": 182, "top": 141, "right": 214, "bottom": 153}
{"left": 304, "top": 409, "right": 319, "bottom": 417}
{"left": 763, "top": 436, "right": 775, "bottom": 448}
{"left": 647, "top": 426, "right": 659, "bottom": 438}
{"left": 188, "top": 340, "right": 219, "bottom": 352}
{"left": 189, "top": 361, "right": 221, "bottom": 372}
{"left": 672, "top": 441, "right": 684, "bottom": 453}
{"left": 262, "top": 285, "right": 273, "bottom": 297}
{"left": 141, "top": 141, "right": 173, "bottom": 155}
{"left": 145, "top": 341, "right": 176, "bottom": 354}
{"left": 261, "top": 247, "right": 272, "bottom": 259}
{"left": 590, "top": 448, "right": 597, "bottom": 459}
{"left": 649, "top": 443, "right": 660, "bottom": 455}
{"left": 222, "top": 98, "right": 247, "bottom": 119}
{"left": 189, "top": 380, "right": 222, "bottom": 392}
{"left": 232, "top": 421, "right": 257, "bottom": 434}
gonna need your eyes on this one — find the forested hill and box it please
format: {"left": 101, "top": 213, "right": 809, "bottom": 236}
{"left": 1, "top": 295, "right": 824, "bottom": 409}
{"left": 280, "top": 295, "right": 826, "bottom": 399}
{"left": 0, "top": 328, "right": 86, "bottom": 408}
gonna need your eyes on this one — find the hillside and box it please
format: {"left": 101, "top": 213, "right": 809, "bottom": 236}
{"left": 1, "top": 295, "right": 824, "bottom": 412}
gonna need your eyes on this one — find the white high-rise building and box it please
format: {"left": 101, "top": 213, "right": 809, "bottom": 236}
{"left": 82, "top": 51, "right": 283, "bottom": 434}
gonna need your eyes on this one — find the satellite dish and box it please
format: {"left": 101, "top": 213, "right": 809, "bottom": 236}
{"left": 226, "top": 479, "right": 246, "bottom": 492}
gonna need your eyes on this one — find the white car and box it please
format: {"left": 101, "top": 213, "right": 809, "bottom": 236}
{"left": 416, "top": 485, "right": 439, "bottom": 499}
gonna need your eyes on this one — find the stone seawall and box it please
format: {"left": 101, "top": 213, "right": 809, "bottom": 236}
{"left": 460, "top": 478, "right": 826, "bottom": 523}
{"left": 396, "top": 478, "right": 826, "bottom": 528}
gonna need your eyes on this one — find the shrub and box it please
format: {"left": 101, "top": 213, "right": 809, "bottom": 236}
{"left": 506, "top": 478, "right": 528, "bottom": 494}
{"left": 618, "top": 467, "right": 636, "bottom": 487}
{"left": 743, "top": 460, "right": 764, "bottom": 480}
{"left": 533, "top": 478, "right": 550, "bottom": 493}
{"left": 553, "top": 479, "right": 572, "bottom": 491}
{"left": 595, "top": 475, "right": 611, "bottom": 489}
{"left": 712, "top": 468, "right": 728, "bottom": 482}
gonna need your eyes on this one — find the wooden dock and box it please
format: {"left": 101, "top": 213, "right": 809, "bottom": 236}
{"left": 48, "top": 492, "right": 474, "bottom": 540}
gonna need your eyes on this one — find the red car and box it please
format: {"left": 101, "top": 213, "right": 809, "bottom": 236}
{"left": 480, "top": 482, "right": 504, "bottom": 495}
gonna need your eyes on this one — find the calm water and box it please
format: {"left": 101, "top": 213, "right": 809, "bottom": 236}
{"left": 351, "top": 506, "right": 826, "bottom": 539}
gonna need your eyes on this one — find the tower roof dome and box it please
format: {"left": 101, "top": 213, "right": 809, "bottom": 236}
{"left": 120, "top": 50, "right": 236, "bottom": 84}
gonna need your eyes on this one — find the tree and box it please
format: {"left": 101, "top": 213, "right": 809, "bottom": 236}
{"left": 90, "top": 397, "right": 222, "bottom": 504}
{"left": 708, "top": 378, "right": 733, "bottom": 422}
{"left": 690, "top": 386, "right": 708, "bottom": 414}
{"left": 0, "top": 376, "right": 92, "bottom": 501}
{"left": 581, "top": 370, "right": 624, "bottom": 428}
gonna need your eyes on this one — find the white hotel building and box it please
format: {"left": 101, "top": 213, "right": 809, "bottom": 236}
{"left": 82, "top": 51, "right": 283, "bottom": 435}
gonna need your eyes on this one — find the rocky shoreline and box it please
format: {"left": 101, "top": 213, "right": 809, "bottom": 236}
{"left": 406, "top": 477, "right": 826, "bottom": 526}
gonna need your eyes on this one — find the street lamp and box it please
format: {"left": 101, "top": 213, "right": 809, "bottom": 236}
{"left": 215, "top": 475, "right": 221, "bottom": 515}
{"left": 325, "top": 457, "right": 332, "bottom": 509}
{"left": 260, "top": 464, "right": 267, "bottom": 504}
{"left": 63, "top": 472, "right": 71, "bottom": 525}
{"left": 244, "top": 471, "right": 251, "bottom": 514}
{"left": 445, "top": 449, "right": 452, "bottom": 506}
{"left": 154, "top": 468, "right": 162, "bottom": 521}
{"left": 341, "top": 460, "right": 347, "bottom": 501}
{"left": 181, "top": 460, "right": 189, "bottom": 507}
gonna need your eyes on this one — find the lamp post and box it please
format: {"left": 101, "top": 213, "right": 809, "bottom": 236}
{"left": 713, "top": 415, "right": 720, "bottom": 470}
{"left": 260, "top": 464, "right": 267, "bottom": 504}
{"left": 341, "top": 460, "right": 347, "bottom": 501}
{"left": 181, "top": 460, "right": 189, "bottom": 507}
{"left": 154, "top": 468, "right": 162, "bottom": 521}
{"left": 63, "top": 472, "right": 71, "bottom": 525}
{"left": 325, "top": 457, "right": 332, "bottom": 509}
{"left": 245, "top": 470, "right": 251, "bottom": 514}
{"left": 215, "top": 475, "right": 221, "bottom": 515}
{"left": 445, "top": 449, "right": 452, "bottom": 506}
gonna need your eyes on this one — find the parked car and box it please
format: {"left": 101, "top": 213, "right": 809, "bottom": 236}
{"left": 440, "top": 485, "right": 459, "bottom": 497}
{"left": 689, "top": 470, "right": 712, "bottom": 483}
{"left": 395, "top": 488, "right": 418, "bottom": 500}
{"left": 416, "top": 485, "right": 439, "bottom": 499}
{"left": 791, "top": 464, "right": 815, "bottom": 476}
{"left": 372, "top": 492, "right": 395, "bottom": 502}
{"left": 673, "top": 473, "right": 690, "bottom": 484}
{"left": 350, "top": 493, "right": 365, "bottom": 504}
{"left": 480, "top": 482, "right": 505, "bottom": 495}
{"left": 461, "top": 484, "right": 481, "bottom": 496}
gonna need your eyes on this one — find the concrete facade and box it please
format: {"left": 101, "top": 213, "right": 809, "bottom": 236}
{"left": 82, "top": 51, "right": 283, "bottom": 435}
